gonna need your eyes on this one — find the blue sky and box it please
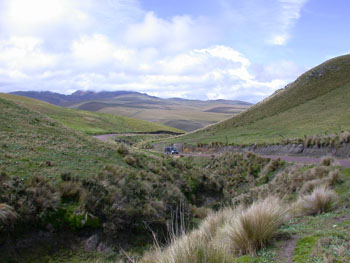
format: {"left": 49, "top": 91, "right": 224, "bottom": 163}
{"left": 0, "top": 0, "right": 349, "bottom": 102}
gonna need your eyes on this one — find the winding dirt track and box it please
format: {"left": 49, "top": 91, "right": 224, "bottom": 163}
{"left": 94, "top": 135, "right": 350, "bottom": 168}
{"left": 180, "top": 153, "right": 350, "bottom": 168}
{"left": 264, "top": 155, "right": 350, "bottom": 167}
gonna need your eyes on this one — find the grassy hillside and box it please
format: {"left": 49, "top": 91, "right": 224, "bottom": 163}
{"left": 0, "top": 97, "right": 219, "bottom": 260}
{"left": 0, "top": 93, "right": 183, "bottom": 135}
{"left": 140, "top": 161, "right": 350, "bottom": 263}
{"left": 70, "top": 93, "right": 251, "bottom": 132}
{"left": 2, "top": 96, "right": 350, "bottom": 263}
{"left": 0, "top": 97, "right": 128, "bottom": 178}
{"left": 9, "top": 91, "right": 251, "bottom": 132}
{"left": 174, "top": 55, "right": 350, "bottom": 145}
{"left": 0, "top": 97, "right": 266, "bottom": 261}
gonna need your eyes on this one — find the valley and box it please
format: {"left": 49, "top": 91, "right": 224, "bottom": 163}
{"left": 1, "top": 55, "right": 350, "bottom": 263}
{"left": 11, "top": 91, "right": 252, "bottom": 132}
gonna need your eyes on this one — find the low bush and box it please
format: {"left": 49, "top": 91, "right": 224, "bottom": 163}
{"left": 216, "top": 196, "right": 288, "bottom": 256}
{"left": 0, "top": 203, "right": 17, "bottom": 226}
{"left": 294, "top": 186, "right": 338, "bottom": 216}
{"left": 117, "top": 144, "right": 129, "bottom": 156}
{"left": 320, "top": 157, "right": 335, "bottom": 166}
{"left": 142, "top": 196, "right": 288, "bottom": 262}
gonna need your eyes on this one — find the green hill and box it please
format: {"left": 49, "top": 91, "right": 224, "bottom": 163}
{"left": 175, "top": 55, "right": 350, "bottom": 145}
{"left": 2, "top": 94, "right": 350, "bottom": 263}
{"left": 0, "top": 96, "right": 206, "bottom": 260}
{"left": 0, "top": 93, "right": 183, "bottom": 135}
{"left": 10, "top": 91, "right": 252, "bottom": 132}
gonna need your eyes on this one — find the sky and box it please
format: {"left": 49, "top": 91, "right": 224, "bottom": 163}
{"left": 0, "top": 0, "right": 349, "bottom": 103}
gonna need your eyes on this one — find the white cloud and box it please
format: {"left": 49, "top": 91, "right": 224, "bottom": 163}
{"left": 219, "top": 0, "right": 308, "bottom": 46}
{"left": 269, "top": 0, "right": 309, "bottom": 45}
{"left": 0, "top": 0, "right": 307, "bottom": 102}
{"left": 0, "top": 37, "right": 59, "bottom": 71}
{"left": 71, "top": 34, "right": 135, "bottom": 66}
{"left": 124, "top": 12, "right": 215, "bottom": 53}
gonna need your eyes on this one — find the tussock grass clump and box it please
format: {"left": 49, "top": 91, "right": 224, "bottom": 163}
{"left": 142, "top": 197, "right": 288, "bottom": 262}
{"left": 0, "top": 203, "right": 17, "bottom": 226}
{"left": 117, "top": 144, "right": 129, "bottom": 156}
{"left": 294, "top": 186, "right": 338, "bottom": 216}
{"left": 320, "top": 157, "right": 335, "bottom": 166}
{"left": 216, "top": 196, "right": 289, "bottom": 256}
{"left": 59, "top": 181, "right": 87, "bottom": 204}
{"left": 143, "top": 233, "right": 234, "bottom": 263}
{"left": 142, "top": 209, "right": 236, "bottom": 263}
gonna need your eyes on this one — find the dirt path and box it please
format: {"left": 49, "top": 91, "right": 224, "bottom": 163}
{"left": 94, "top": 134, "right": 350, "bottom": 167}
{"left": 277, "top": 236, "right": 298, "bottom": 263}
{"left": 94, "top": 134, "right": 117, "bottom": 142}
{"left": 264, "top": 155, "right": 350, "bottom": 168}
{"left": 181, "top": 153, "right": 350, "bottom": 167}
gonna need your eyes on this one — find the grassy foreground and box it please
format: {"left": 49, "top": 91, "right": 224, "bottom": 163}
{"left": 0, "top": 97, "right": 284, "bottom": 262}
{"left": 0, "top": 93, "right": 183, "bottom": 135}
{"left": 1, "top": 90, "right": 350, "bottom": 262}
{"left": 171, "top": 55, "right": 350, "bottom": 145}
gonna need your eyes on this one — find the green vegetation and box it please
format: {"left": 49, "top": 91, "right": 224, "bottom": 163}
{"left": 3, "top": 51, "right": 350, "bottom": 263}
{"left": 172, "top": 55, "right": 350, "bottom": 145}
{"left": 139, "top": 159, "right": 350, "bottom": 263}
{"left": 0, "top": 93, "right": 183, "bottom": 135}
{"left": 0, "top": 97, "right": 284, "bottom": 261}
{"left": 293, "top": 235, "right": 319, "bottom": 263}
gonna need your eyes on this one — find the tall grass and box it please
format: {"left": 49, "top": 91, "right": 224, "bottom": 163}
{"left": 215, "top": 196, "right": 289, "bottom": 256}
{"left": 294, "top": 186, "right": 338, "bottom": 216}
{"left": 141, "top": 196, "right": 288, "bottom": 262}
{"left": 0, "top": 203, "right": 17, "bottom": 226}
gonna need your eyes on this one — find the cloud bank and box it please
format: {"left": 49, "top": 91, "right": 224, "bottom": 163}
{"left": 0, "top": 0, "right": 308, "bottom": 102}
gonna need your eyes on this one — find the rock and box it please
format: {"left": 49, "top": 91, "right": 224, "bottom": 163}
{"left": 84, "top": 234, "right": 113, "bottom": 253}
{"left": 296, "top": 144, "right": 304, "bottom": 154}
{"left": 84, "top": 234, "right": 99, "bottom": 251}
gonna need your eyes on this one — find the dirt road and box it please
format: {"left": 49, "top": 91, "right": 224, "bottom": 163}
{"left": 94, "top": 135, "right": 350, "bottom": 167}
{"left": 181, "top": 153, "right": 350, "bottom": 168}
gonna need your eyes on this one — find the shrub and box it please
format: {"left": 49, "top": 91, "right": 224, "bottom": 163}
{"left": 0, "top": 203, "right": 17, "bottom": 226}
{"left": 327, "top": 170, "right": 343, "bottom": 185}
{"left": 215, "top": 196, "right": 289, "bottom": 256}
{"left": 26, "top": 176, "right": 60, "bottom": 214}
{"left": 123, "top": 155, "right": 136, "bottom": 166}
{"left": 117, "top": 144, "right": 129, "bottom": 156}
{"left": 299, "top": 179, "right": 326, "bottom": 194}
{"left": 294, "top": 186, "right": 338, "bottom": 216}
{"left": 142, "top": 219, "right": 234, "bottom": 263}
{"left": 59, "top": 181, "right": 87, "bottom": 204}
{"left": 320, "top": 157, "right": 335, "bottom": 166}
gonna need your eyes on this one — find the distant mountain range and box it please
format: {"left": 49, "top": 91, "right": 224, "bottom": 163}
{"left": 9, "top": 90, "right": 252, "bottom": 131}
{"left": 10, "top": 90, "right": 140, "bottom": 106}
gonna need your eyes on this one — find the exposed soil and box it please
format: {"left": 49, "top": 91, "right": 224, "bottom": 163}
{"left": 277, "top": 236, "right": 298, "bottom": 263}
{"left": 263, "top": 155, "right": 350, "bottom": 168}
{"left": 180, "top": 152, "right": 350, "bottom": 168}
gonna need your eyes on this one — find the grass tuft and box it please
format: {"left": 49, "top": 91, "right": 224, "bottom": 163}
{"left": 216, "top": 196, "right": 289, "bottom": 256}
{"left": 0, "top": 203, "right": 17, "bottom": 226}
{"left": 294, "top": 186, "right": 338, "bottom": 216}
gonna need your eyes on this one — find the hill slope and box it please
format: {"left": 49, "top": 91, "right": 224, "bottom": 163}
{"left": 0, "top": 93, "right": 183, "bottom": 135}
{"left": 10, "top": 91, "right": 252, "bottom": 131}
{"left": 174, "top": 54, "right": 350, "bottom": 145}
